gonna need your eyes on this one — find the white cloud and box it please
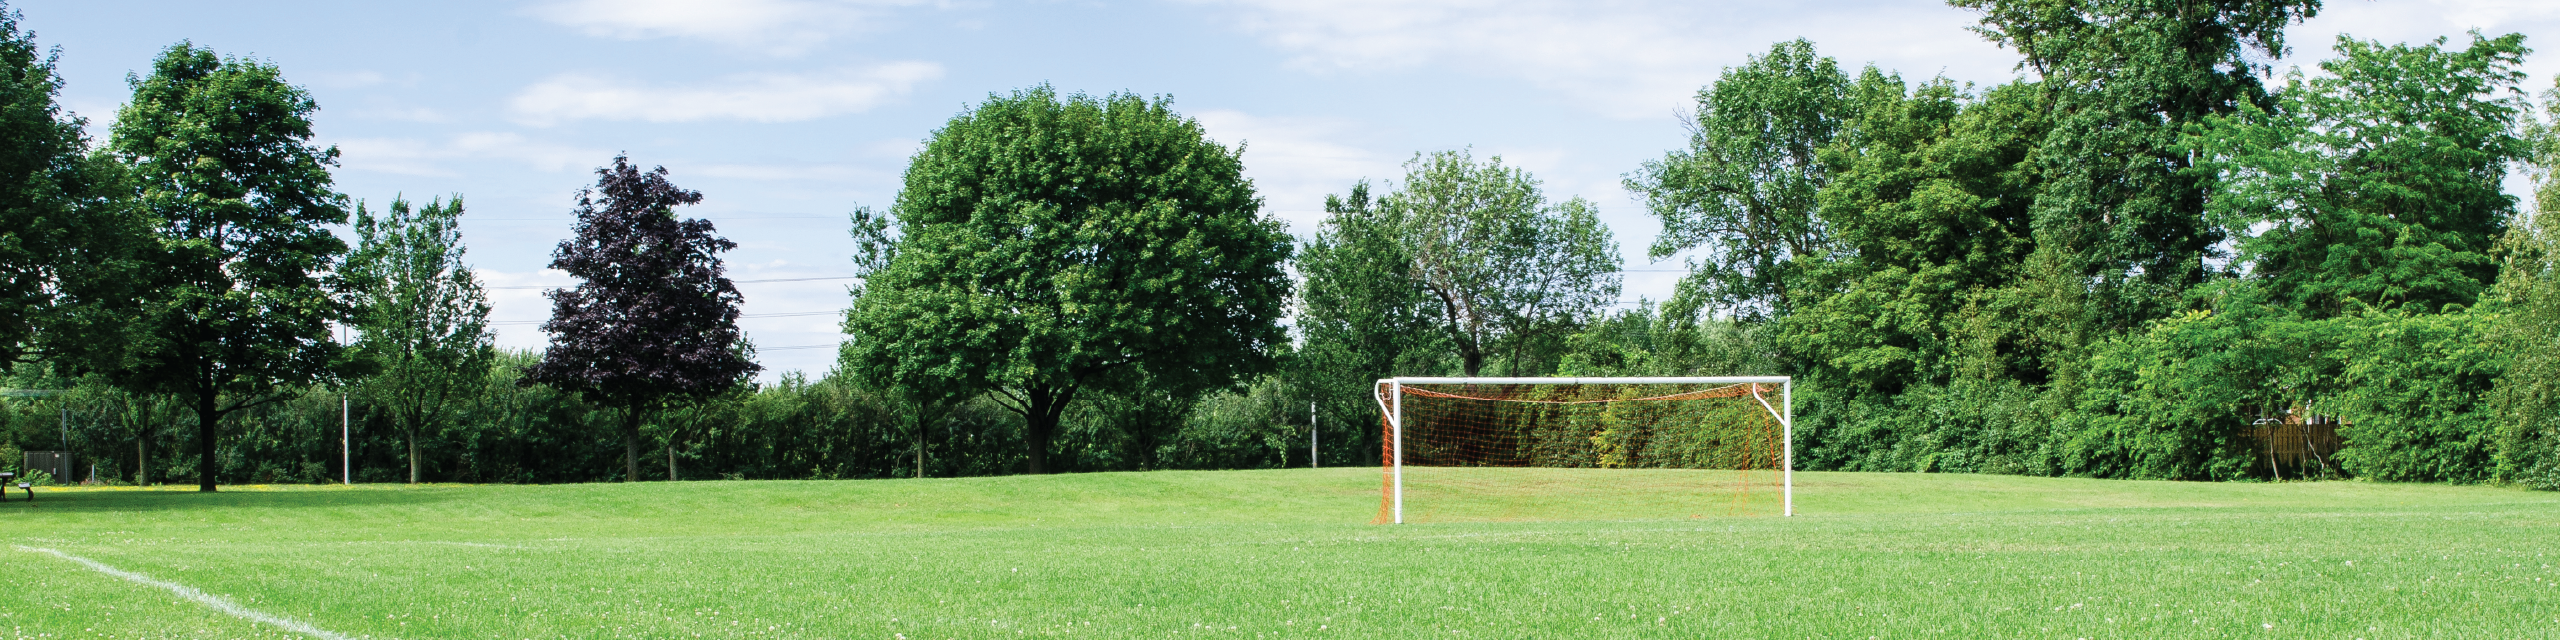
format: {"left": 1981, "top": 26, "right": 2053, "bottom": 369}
{"left": 525, "top": 0, "right": 928, "bottom": 56}
{"left": 1189, "top": 0, "right": 2023, "bottom": 119}
{"left": 2271, "top": 0, "right": 2560, "bottom": 91}
{"left": 1193, "top": 109, "right": 1392, "bottom": 231}
{"left": 507, "top": 63, "right": 943, "bottom": 125}
{"left": 335, "top": 132, "right": 612, "bottom": 176}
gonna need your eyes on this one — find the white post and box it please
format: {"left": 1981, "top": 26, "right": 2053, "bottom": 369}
{"left": 1309, "top": 401, "right": 1318, "bottom": 469}
{"left": 1391, "top": 381, "right": 1404, "bottom": 525}
{"left": 1783, "top": 380, "right": 1794, "bottom": 518}
{"left": 342, "top": 394, "right": 351, "bottom": 485}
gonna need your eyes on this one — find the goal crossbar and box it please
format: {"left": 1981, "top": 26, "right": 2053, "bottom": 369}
{"left": 1374, "top": 376, "right": 1794, "bottom": 524}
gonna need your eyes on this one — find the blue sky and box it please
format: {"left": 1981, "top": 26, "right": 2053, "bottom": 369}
{"left": 19, "top": 0, "right": 2560, "bottom": 382}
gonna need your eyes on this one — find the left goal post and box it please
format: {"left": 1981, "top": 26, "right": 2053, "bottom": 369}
{"left": 1372, "top": 376, "right": 1793, "bottom": 524}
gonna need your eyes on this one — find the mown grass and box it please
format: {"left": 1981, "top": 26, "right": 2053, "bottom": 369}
{"left": 4, "top": 468, "right": 2557, "bottom": 638}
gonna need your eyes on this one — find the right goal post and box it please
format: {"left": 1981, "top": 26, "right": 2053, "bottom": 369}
{"left": 1372, "top": 377, "right": 1793, "bottom": 524}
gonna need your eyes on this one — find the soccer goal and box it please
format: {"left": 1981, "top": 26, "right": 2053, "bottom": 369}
{"left": 1372, "top": 377, "right": 1792, "bottom": 524}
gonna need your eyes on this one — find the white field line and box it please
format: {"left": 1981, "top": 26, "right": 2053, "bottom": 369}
{"left": 15, "top": 546, "right": 361, "bottom": 640}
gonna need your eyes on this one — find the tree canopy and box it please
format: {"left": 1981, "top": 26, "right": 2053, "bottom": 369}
{"left": 842, "top": 86, "right": 1292, "bottom": 474}
{"left": 0, "top": 4, "right": 136, "bottom": 368}
{"left": 525, "top": 156, "right": 757, "bottom": 482}
{"left": 104, "top": 43, "right": 354, "bottom": 492}
{"left": 347, "top": 195, "right": 494, "bottom": 484}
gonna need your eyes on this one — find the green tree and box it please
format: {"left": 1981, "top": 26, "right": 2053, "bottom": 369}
{"left": 843, "top": 86, "right": 1293, "bottom": 474}
{"left": 1384, "top": 149, "right": 1620, "bottom": 377}
{"left": 1954, "top": 0, "right": 2320, "bottom": 331}
{"left": 1628, "top": 39, "right": 1852, "bottom": 318}
{"left": 1292, "top": 181, "right": 1450, "bottom": 461}
{"left": 1779, "top": 73, "right": 2048, "bottom": 397}
{"left": 105, "top": 43, "right": 352, "bottom": 492}
{"left": 2487, "top": 78, "right": 2560, "bottom": 489}
{"left": 2195, "top": 33, "right": 2530, "bottom": 317}
{"left": 0, "top": 3, "right": 138, "bottom": 368}
{"left": 346, "top": 196, "right": 495, "bottom": 484}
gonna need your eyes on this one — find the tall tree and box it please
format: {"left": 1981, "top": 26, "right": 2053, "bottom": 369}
{"left": 1954, "top": 0, "right": 2321, "bottom": 330}
{"left": 843, "top": 86, "right": 1292, "bottom": 474}
{"left": 106, "top": 43, "right": 352, "bottom": 492}
{"left": 1628, "top": 39, "right": 1852, "bottom": 319}
{"left": 2195, "top": 33, "right": 2530, "bottom": 317}
{"left": 346, "top": 196, "right": 495, "bottom": 483}
{"left": 0, "top": 2, "right": 136, "bottom": 367}
{"left": 1293, "top": 181, "right": 1449, "bottom": 459}
{"left": 526, "top": 156, "right": 758, "bottom": 482}
{"left": 1384, "top": 149, "right": 1620, "bottom": 377}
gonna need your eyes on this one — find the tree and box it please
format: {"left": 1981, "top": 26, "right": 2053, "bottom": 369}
{"left": 1293, "top": 181, "right": 1449, "bottom": 461}
{"left": 346, "top": 196, "right": 495, "bottom": 483}
{"left": 1953, "top": 0, "right": 2321, "bottom": 331}
{"left": 0, "top": 2, "right": 136, "bottom": 367}
{"left": 105, "top": 43, "right": 353, "bottom": 492}
{"left": 2490, "top": 82, "right": 2560, "bottom": 489}
{"left": 526, "top": 156, "right": 758, "bottom": 482}
{"left": 843, "top": 86, "right": 1292, "bottom": 474}
{"left": 1384, "top": 149, "right": 1620, "bottom": 377}
{"left": 1628, "top": 39, "right": 1852, "bottom": 319}
{"left": 2195, "top": 33, "right": 2530, "bottom": 317}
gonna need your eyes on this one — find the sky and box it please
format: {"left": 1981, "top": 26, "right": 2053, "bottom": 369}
{"left": 18, "top": 0, "right": 2560, "bottom": 382}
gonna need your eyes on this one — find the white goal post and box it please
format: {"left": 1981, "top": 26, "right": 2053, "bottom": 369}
{"left": 1372, "top": 376, "right": 1793, "bottom": 524}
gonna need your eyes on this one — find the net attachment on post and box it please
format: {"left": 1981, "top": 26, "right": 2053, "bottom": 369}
{"left": 1374, "top": 377, "right": 1792, "bottom": 524}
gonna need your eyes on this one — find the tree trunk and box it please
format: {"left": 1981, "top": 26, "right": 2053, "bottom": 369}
{"left": 136, "top": 431, "right": 148, "bottom": 486}
{"left": 196, "top": 391, "right": 219, "bottom": 492}
{"left": 1458, "top": 342, "right": 1483, "bottom": 377}
{"left": 1023, "top": 386, "right": 1076, "bottom": 474}
{"left": 666, "top": 439, "right": 677, "bottom": 482}
{"left": 623, "top": 408, "right": 642, "bottom": 482}
{"left": 407, "top": 427, "right": 420, "bottom": 484}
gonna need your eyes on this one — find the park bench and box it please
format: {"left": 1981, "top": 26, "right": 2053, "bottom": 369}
{"left": 0, "top": 471, "right": 21, "bottom": 502}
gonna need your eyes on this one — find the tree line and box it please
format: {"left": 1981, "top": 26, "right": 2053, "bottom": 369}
{"left": 9, "top": 0, "right": 2560, "bottom": 489}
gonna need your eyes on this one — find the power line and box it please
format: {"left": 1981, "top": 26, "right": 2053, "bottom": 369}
{"left": 488, "top": 309, "right": 847, "bottom": 326}
{"left": 488, "top": 275, "right": 861, "bottom": 290}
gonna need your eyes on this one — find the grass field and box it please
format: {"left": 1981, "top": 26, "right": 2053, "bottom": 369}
{"left": 5, "top": 468, "right": 2558, "bottom": 638}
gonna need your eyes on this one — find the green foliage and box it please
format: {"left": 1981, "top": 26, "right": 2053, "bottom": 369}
{"left": 2195, "top": 33, "right": 2529, "bottom": 317}
{"left": 1292, "top": 181, "right": 1449, "bottom": 466}
{"left": 844, "top": 85, "right": 1293, "bottom": 474}
{"left": 1555, "top": 303, "right": 1776, "bottom": 378}
{"left": 1958, "top": 0, "right": 2319, "bottom": 330}
{"left": 104, "top": 42, "right": 352, "bottom": 491}
{"left": 0, "top": 2, "right": 134, "bottom": 368}
{"left": 2054, "top": 302, "right": 2288, "bottom": 481}
{"left": 1629, "top": 39, "right": 1850, "bottom": 317}
{"left": 2324, "top": 307, "right": 2506, "bottom": 482}
{"left": 1779, "top": 74, "right": 2047, "bottom": 398}
{"left": 346, "top": 196, "right": 494, "bottom": 483}
{"left": 1380, "top": 149, "right": 1619, "bottom": 377}
{"left": 2485, "top": 83, "right": 2560, "bottom": 490}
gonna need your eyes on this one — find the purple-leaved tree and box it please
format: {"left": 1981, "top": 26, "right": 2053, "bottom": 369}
{"left": 526, "top": 155, "right": 759, "bottom": 482}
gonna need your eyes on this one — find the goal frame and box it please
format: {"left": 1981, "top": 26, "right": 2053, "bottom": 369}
{"left": 1372, "top": 376, "right": 1794, "bottom": 523}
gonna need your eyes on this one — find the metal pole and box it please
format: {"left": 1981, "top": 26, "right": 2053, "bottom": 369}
{"left": 342, "top": 393, "right": 351, "bottom": 485}
{"left": 340, "top": 324, "right": 351, "bottom": 486}
{"left": 1783, "top": 380, "right": 1794, "bottom": 518}
{"left": 1310, "top": 401, "right": 1318, "bottom": 469}
{"left": 1391, "top": 381, "right": 1404, "bottom": 525}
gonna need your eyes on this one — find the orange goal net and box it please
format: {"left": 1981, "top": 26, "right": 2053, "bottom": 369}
{"left": 1373, "top": 377, "right": 1792, "bottom": 524}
